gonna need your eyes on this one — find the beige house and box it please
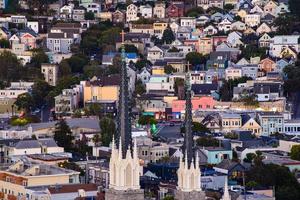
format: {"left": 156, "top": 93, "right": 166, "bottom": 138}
{"left": 153, "top": 3, "right": 166, "bottom": 18}
{"left": 0, "top": 161, "right": 80, "bottom": 200}
{"left": 221, "top": 113, "right": 242, "bottom": 133}
{"left": 126, "top": 4, "right": 139, "bottom": 22}
{"left": 153, "top": 22, "right": 168, "bottom": 39}
{"left": 263, "top": 0, "right": 278, "bottom": 16}
{"left": 256, "top": 23, "right": 271, "bottom": 35}
{"left": 241, "top": 117, "right": 262, "bottom": 136}
{"left": 41, "top": 63, "right": 59, "bottom": 86}
{"left": 198, "top": 37, "right": 213, "bottom": 55}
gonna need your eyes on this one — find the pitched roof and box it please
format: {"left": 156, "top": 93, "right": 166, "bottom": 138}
{"left": 15, "top": 140, "right": 40, "bottom": 149}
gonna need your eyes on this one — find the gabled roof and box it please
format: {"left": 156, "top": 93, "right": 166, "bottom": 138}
{"left": 15, "top": 140, "right": 40, "bottom": 149}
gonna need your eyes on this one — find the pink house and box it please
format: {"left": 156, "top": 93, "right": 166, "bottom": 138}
{"left": 172, "top": 96, "right": 215, "bottom": 113}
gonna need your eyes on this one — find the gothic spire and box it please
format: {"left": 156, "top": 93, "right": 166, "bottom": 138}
{"left": 183, "top": 65, "right": 194, "bottom": 168}
{"left": 117, "top": 30, "right": 132, "bottom": 158}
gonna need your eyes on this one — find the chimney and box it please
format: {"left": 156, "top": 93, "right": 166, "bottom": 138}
{"left": 64, "top": 32, "right": 67, "bottom": 38}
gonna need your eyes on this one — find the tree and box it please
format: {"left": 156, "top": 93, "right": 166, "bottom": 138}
{"left": 273, "top": 14, "right": 297, "bottom": 35}
{"left": 27, "top": 49, "right": 49, "bottom": 68}
{"left": 243, "top": 153, "right": 256, "bottom": 163}
{"left": 135, "top": 58, "right": 151, "bottom": 71}
{"left": 54, "top": 119, "right": 74, "bottom": 151}
{"left": 162, "top": 27, "right": 175, "bottom": 44}
{"left": 14, "top": 93, "right": 34, "bottom": 113}
{"left": 224, "top": 4, "right": 234, "bottom": 11}
{"left": 164, "top": 65, "right": 176, "bottom": 74}
{"left": 59, "top": 59, "right": 72, "bottom": 77}
{"left": 288, "top": 0, "right": 300, "bottom": 19}
{"left": 31, "top": 80, "right": 53, "bottom": 108}
{"left": 240, "top": 44, "right": 268, "bottom": 60}
{"left": 138, "top": 115, "right": 157, "bottom": 125}
{"left": 174, "top": 78, "right": 184, "bottom": 95}
{"left": 186, "top": 52, "right": 207, "bottom": 68}
{"left": 119, "top": 44, "right": 138, "bottom": 53}
{"left": 246, "top": 163, "right": 300, "bottom": 200}
{"left": 0, "top": 51, "right": 22, "bottom": 82}
{"left": 0, "top": 39, "right": 10, "bottom": 48}
{"left": 290, "top": 145, "right": 300, "bottom": 161}
{"left": 85, "top": 11, "right": 95, "bottom": 20}
{"left": 92, "top": 133, "right": 101, "bottom": 146}
{"left": 59, "top": 161, "right": 84, "bottom": 176}
{"left": 163, "top": 195, "right": 174, "bottom": 200}
{"left": 186, "top": 7, "right": 204, "bottom": 17}
{"left": 135, "top": 80, "right": 146, "bottom": 96}
{"left": 196, "top": 136, "right": 219, "bottom": 147}
{"left": 83, "top": 64, "right": 104, "bottom": 78}
{"left": 67, "top": 54, "right": 89, "bottom": 73}
{"left": 283, "top": 64, "right": 300, "bottom": 94}
{"left": 220, "top": 76, "right": 253, "bottom": 101}
{"left": 168, "top": 47, "right": 180, "bottom": 52}
{"left": 100, "top": 117, "right": 116, "bottom": 146}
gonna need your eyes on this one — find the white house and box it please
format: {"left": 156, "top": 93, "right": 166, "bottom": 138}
{"left": 126, "top": 4, "right": 139, "bottom": 22}
{"left": 244, "top": 14, "right": 261, "bottom": 27}
{"left": 269, "top": 35, "right": 300, "bottom": 58}
{"left": 139, "top": 5, "right": 153, "bottom": 18}
{"left": 227, "top": 31, "right": 243, "bottom": 47}
{"left": 256, "top": 23, "right": 271, "bottom": 35}
{"left": 147, "top": 46, "right": 164, "bottom": 63}
{"left": 180, "top": 17, "right": 196, "bottom": 29}
{"left": 259, "top": 33, "right": 272, "bottom": 47}
{"left": 230, "top": 21, "right": 246, "bottom": 31}
{"left": 218, "top": 18, "right": 232, "bottom": 32}
{"left": 203, "top": 25, "right": 218, "bottom": 36}
{"left": 137, "top": 67, "right": 151, "bottom": 84}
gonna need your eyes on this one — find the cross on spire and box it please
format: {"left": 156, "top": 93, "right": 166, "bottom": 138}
{"left": 186, "top": 61, "right": 192, "bottom": 73}
{"left": 120, "top": 30, "right": 126, "bottom": 44}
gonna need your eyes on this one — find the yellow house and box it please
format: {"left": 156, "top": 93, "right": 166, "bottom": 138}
{"left": 152, "top": 66, "right": 165, "bottom": 75}
{"left": 241, "top": 117, "right": 262, "bottom": 136}
{"left": 0, "top": 161, "right": 80, "bottom": 199}
{"left": 153, "top": 22, "right": 168, "bottom": 38}
{"left": 237, "top": 9, "right": 247, "bottom": 20}
{"left": 280, "top": 47, "right": 298, "bottom": 59}
{"left": 83, "top": 76, "right": 119, "bottom": 104}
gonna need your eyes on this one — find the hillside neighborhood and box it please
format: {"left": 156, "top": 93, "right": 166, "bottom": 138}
{"left": 0, "top": 0, "right": 300, "bottom": 200}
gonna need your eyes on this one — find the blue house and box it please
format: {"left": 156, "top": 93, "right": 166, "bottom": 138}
{"left": 199, "top": 147, "right": 233, "bottom": 165}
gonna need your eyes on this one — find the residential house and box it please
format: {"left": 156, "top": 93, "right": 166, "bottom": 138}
{"left": 253, "top": 82, "right": 283, "bottom": 101}
{"left": 210, "top": 12, "right": 224, "bottom": 22}
{"left": 170, "top": 21, "right": 179, "bottom": 33}
{"left": 197, "top": 15, "right": 211, "bottom": 26}
{"left": 199, "top": 147, "right": 233, "bottom": 164}
{"left": 81, "top": 2, "right": 101, "bottom": 14}
{"left": 137, "top": 67, "right": 151, "bottom": 84}
{"left": 214, "top": 159, "right": 246, "bottom": 180}
{"left": 180, "top": 17, "right": 196, "bottom": 29}
{"left": 216, "top": 42, "right": 240, "bottom": 61}
{"left": 274, "top": 3, "right": 290, "bottom": 16}
{"left": 130, "top": 24, "right": 154, "bottom": 35}
{"left": 203, "top": 25, "right": 218, "bottom": 36}
{"left": 207, "top": 51, "right": 230, "bottom": 69}
{"left": 227, "top": 31, "right": 243, "bottom": 47}
{"left": 112, "top": 10, "right": 125, "bottom": 24}
{"left": 245, "top": 14, "right": 261, "bottom": 27}
{"left": 261, "top": 13, "right": 275, "bottom": 24}
{"left": 60, "top": 4, "right": 74, "bottom": 20}
{"left": 241, "top": 64, "right": 258, "bottom": 79}
{"left": 41, "top": 64, "right": 59, "bottom": 86}
{"left": 263, "top": 0, "right": 278, "bottom": 16}
{"left": 198, "top": 37, "right": 213, "bottom": 55}
{"left": 55, "top": 88, "right": 80, "bottom": 115}
{"left": 218, "top": 18, "right": 232, "bottom": 32}
{"left": 209, "top": 0, "right": 224, "bottom": 9}
{"left": 280, "top": 46, "right": 298, "bottom": 59}
{"left": 166, "top": 2, "right": 184, "bottom": 18}
{"left": 284, "top": 120, "right": 300, "bottom": 135}
{"left": 259, "top": 33, "right": 272, "bottom": 47}
{"left": 176, "top": 26, "right": 191, "bottom": 40}
{"left": 140, "top": 5, "right": 153, "bottom": 19}
{"left": 221, "top": 113, "right": 242, "bottom": 132}
{"left": 0, "top": 160, "right": 80, "bottom": 200}
{"left": 275, "top": 59, "right": 289, "bottom": 72}
{"left": 225, "top": 67, "right": 242, "bottom": 80}
{"left": 258, "top": 112, "right": 284, "bottom": 136}
{"left": 0, "top": 27, "right": 9, "bottom": 40}
{"left": 230, "top": 21, "right": 246, "bottom": 31}
{"left": 191, "top": 83, "right": 219, "bottom": 97}
{"left": 126, "top": 4, "right": 139, "bottom": 22}
{"left": 269, "top": 35, "right": 300, "bottom": 58}
{"left": 145, "top": 76, "right": 173, "bottom": 93}
{"left": 83, "top": 75, "right": 120, "bottom": 104}
{"left": 259, "top": 57, "right": 276, "bottom": 73}
{"left": 256, "top": 23, "right": 271, "bottom": 35}
{"left": 153, "top": 3, "right": 166, "bottom": 18}
{"left": 239, "top": 0, "right": 254, "bottom": 12}
{"left": 250, "top": 5, "right": 264, "bottom": 14}
{"left": 241, "top": 114, "right": 262, "bottom": 136}
{"left": 72, "top": 6, "right": 86, "bottom": 22}
{"left": 0, "top": 0, "right": 7, "bottom": 9}
{"left": 153, "top": 22, "right": 168, "bottom": 39}
{"left": 147, "top": 46, "right": 164, "bottom": 63}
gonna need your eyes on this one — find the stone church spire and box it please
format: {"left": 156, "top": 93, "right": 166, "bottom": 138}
{"left": 183, "top": 71, "right": 194, "bottom": 168}
{"left": 222, "top": 176, "right": 231, "bottom": 200}
{"left": 117, "top": 30, "right": 132, "bottom": 159}
{"left": 106, "top": 30, "right": 144, "bottom": 200}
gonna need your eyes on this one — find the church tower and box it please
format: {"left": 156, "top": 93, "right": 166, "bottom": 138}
{"left": 222, "top": 176, "right": 231, "bottom": 200}
{"left": 105, "top": 31, "right": 144, "bottom": 200}
{"left": 175, "top": 71, "right": 206, "bottom": 200}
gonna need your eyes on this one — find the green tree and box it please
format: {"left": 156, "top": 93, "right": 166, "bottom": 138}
{"left": 220, "top": 76, "right": 253, "bottom": 101}
{"left": 83, "top": 64, "right": 104, "bottom": 78}
{"left": 273, "top": 14, "right": 297, "bottom": 35}
{"left": 0, "top": 39, "right": 10, "bottom": 48}
{"left": 196, "top": 136, "right": 219, "bottom": 147}
{"left": 135, "top": 80, "right": 146, "bottom": 96}
{"left": 192, "top": 122, "right": 210, "bottom": 133}
{"left": 164, "top": 65, "right": 176, "bottom": 74}
{"left": 288, "top": 0, "right": 300, "bottom": 19}
{"left": 163, "top": 195, "right": 174, "bottom": 200}
{"left": 240, "top": 44, "right": 268, "bottom": 60}
{"left": 0, "top": 51, "right": 22, "bottom": 82}
{"left": 283, "top": 63, "right": 300, "bottom": 94}
{"left": 186, "top": 7, "right": 204, "bottom": 17}
{"left": 138, "top": 115, "right": 157, "bottom": 125}
{"left": 59, "top": 59, "right": 72, "bottom": 77}
{"left": 54, "top": 119, "right": 74, "bottom": 151}
{"left": 31, "top": 80, "right": 53, "bottom": 108}
{"left": 162, "top": 27, "right": 175, "bottom": 44}
{"left": 243, "top": 153, "right": 256, "bottom": 163}
{"left": 174, "top": 78, "right": 184, "bottom": 95}
{"left": 92, "top": 133, "right": 101, "bottom": 146}
{"left": 27, "top": 49, "right": 49, "bottom": 68}
{"left": 168, "top": 47, "right": 180, "bottom": 52}
{"left": 135, "top": 58, "right": 151, "bottom": 70}
{"left": 186, "top": 52, "right": 207, "bottom": 67}
{"left": 85, "top": 11, "right": 95, "bottom": 20}
{"left": 290, "top": 145, "right": 300, "bottom": 161}
{"left": 100, "top": 117, "right": 116, "bottom": 146}
{"left": 119, "top": 44, "right": 138, "bottom": 53}
{"left": 14, "top": 93, "right": 34, "bottom": 113}
{"left": 67, "top": 54, "right": 89, "bottom": 73}
{"left": 59, "top": 161, "right": 84, "bottom": 176}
